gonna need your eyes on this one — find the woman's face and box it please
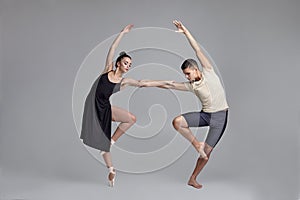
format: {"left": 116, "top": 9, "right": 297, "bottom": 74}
{"left": 117, "top": 57, "right": 132, "bottom": 73}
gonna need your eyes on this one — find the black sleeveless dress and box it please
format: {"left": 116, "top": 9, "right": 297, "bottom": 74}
{"left": 80, "top": 71, "right": 122, "bottom": 152}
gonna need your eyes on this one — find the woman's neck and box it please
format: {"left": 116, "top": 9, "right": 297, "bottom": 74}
{"left": 113, "top": 68, "right": 123, "bottom": 78}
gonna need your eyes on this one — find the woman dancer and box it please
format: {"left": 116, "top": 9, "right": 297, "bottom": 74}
{"left": 81, "top": 24, "right": 138, "bottom": 187}
{"left": 80, "top": 24, "right": 171, "bottom": 187}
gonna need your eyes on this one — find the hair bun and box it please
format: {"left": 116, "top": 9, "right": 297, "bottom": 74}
{"left": 119, "top": 51, "right": 127, "bottom": 56}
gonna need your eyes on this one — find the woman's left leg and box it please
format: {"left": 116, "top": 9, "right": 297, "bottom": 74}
{"left": 111, "top": 106, "right": 136, "bottom": 142}
{"left": 101, "top": 106, "right": 136, "bottom": 187}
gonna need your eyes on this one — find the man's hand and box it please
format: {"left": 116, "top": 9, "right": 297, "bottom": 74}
{"left": 173, "top": 20, "right": 187, "bottom": 34}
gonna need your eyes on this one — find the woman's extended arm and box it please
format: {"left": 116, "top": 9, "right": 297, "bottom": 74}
{"left": 103, "top": 24, "right": 133, "bottom": 74}
{"left": 120, "top": 79, "right": 188, "bottom": 91}
{"left": 140, "top": 80, "right": 188, "bottom": 91}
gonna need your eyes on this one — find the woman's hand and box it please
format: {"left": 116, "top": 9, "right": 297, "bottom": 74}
{"left": 121, "top": 24, "right": 134, "bottom": 33}
{"left": 173, "top": 20, "right": 187, "bottom": 34}
{"left": 104, "top": 24, "right": 134, "bottom": 73}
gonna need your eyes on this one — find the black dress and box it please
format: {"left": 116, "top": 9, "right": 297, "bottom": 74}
{"left": 80, "top": 71, "right": 122, "bottom": 152}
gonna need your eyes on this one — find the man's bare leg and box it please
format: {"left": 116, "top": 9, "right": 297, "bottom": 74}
{"left": 188, "top": 144, "right": 213, "bottom": 189}
{"left": 173, "top": 116, "right": 208, "bottom": 159}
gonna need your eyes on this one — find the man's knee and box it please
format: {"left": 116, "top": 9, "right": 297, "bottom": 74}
{"left": 204, "top": 143, "right": 213, "bottom": 157}
{"left": 172, "top": 116, "right": 182, "bottom": 130}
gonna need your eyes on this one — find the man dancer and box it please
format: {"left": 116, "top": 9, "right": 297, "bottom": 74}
{"left": 142, "top": 20, "right": 229, "bottom": 189}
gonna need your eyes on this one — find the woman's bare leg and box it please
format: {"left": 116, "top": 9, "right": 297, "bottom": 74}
{"left": 100, "top": 106, "right": 136, "bottom": 185}
{"left": 111, "top": 106, "right": 136, "bottom": 142}
{"left": 102, "top": 152, "right": 113, "bottom": 167}
{"left": 101, "top": 152, "right": 115, "bottom": 184}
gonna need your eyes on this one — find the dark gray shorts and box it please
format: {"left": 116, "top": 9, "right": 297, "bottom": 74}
{"left": 182, "top": 110, "right": 228, "bottom": 148}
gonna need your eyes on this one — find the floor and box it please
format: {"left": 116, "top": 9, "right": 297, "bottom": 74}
{"left": 0, "top": 169, "right": 260, "bottom": 200}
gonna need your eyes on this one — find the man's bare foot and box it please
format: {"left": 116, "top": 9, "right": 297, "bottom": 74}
{"left": 188, "top": 178, "right": 203, "bottom": 189}
{"left": 192, "top": 141, "right": 208, "bottom": 160}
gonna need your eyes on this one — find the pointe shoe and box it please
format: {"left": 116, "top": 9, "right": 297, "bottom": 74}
{"left": 108, "top": 166, "right": 116, "bottom": 187}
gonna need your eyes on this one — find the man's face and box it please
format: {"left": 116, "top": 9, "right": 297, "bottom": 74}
{"left": 182, "top": 67, "right": 198, "bottom": 81}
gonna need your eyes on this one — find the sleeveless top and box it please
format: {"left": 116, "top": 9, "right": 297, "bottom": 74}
{"left": 80, "top": 71, "right": 123, "bottom": 152}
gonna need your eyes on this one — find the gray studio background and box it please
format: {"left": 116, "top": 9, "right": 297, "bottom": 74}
{"left": 0, "top": 0, "right": 299, "bottom": 200}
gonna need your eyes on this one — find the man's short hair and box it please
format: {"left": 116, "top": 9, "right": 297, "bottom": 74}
{"left": 181, "top": 59, "right": 199, "bottom": 70}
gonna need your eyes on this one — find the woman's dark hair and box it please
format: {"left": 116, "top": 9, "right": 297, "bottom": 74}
{"left": 181, "top": 58, "right": 198, "bottom": 70}
{"left": 115, "top": 51, "right": 131, "bottom": 68}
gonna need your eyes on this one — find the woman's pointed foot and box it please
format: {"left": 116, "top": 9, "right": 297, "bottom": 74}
{"left": 108, "top": 166, "right": 116, "bottom": 187}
